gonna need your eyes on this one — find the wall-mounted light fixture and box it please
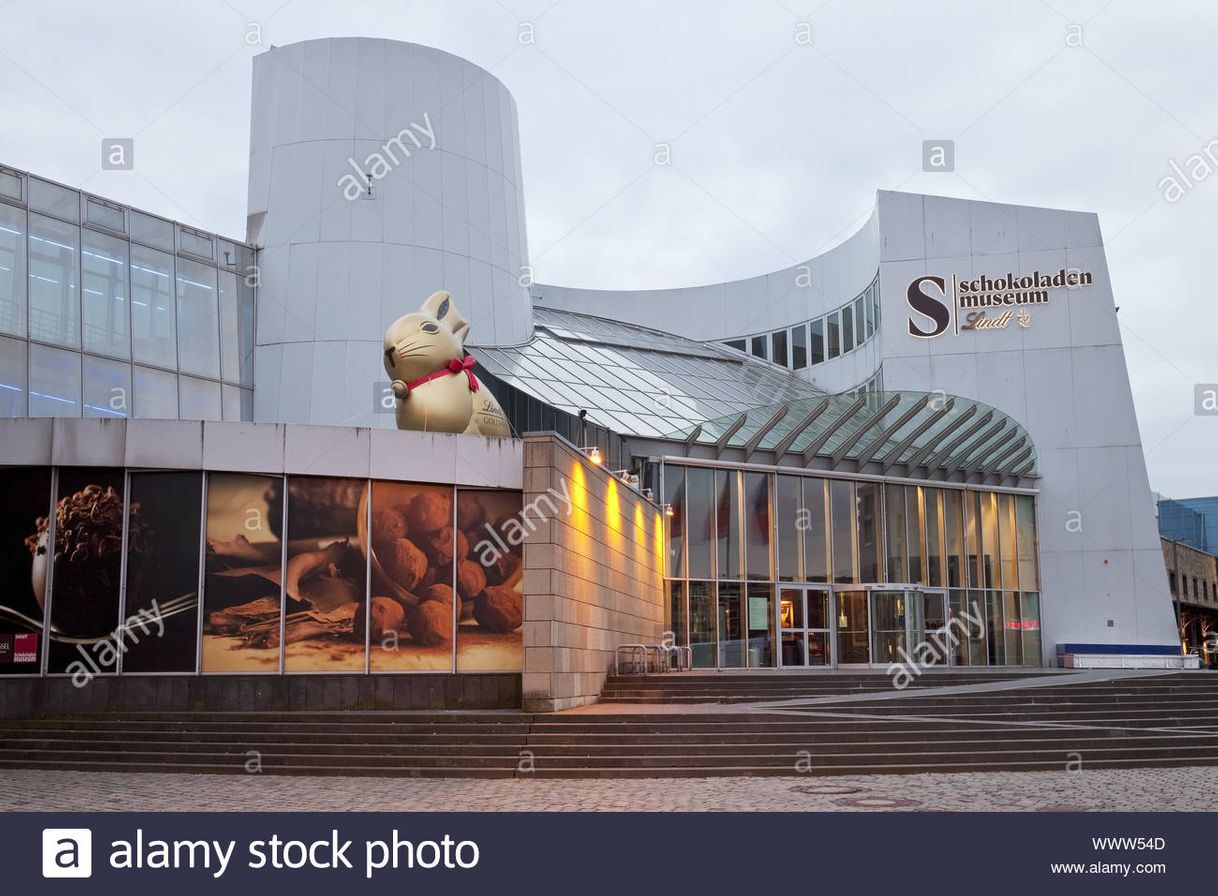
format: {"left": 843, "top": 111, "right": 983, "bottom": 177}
{"left": 579, "top": 446, "right": 602, "bottom": 465}
{"left": 662, "top": 503, "right": 674, "bottom": 518}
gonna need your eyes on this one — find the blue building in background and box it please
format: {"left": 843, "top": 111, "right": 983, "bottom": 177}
{"left": 1159, "top": 497, "right": 1218, "bottom": 552}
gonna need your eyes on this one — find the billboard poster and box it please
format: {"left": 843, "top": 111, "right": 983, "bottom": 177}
{"left": 455, "top": 489, "right": 523, "bottom": 672}
{"left": 201, "top": 472, "right": 283, "bottom": 672}
{"left": 0, "top": 467, "right": 51, "bottom": 675}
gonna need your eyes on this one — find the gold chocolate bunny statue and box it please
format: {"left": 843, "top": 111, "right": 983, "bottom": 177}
{"left": 382, "top": 290, "right": 512, "bottom": 437}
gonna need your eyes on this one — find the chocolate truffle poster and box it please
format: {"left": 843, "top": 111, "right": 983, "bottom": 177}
{"left": 0, "top": 467, "right": 52, "bottom": 675}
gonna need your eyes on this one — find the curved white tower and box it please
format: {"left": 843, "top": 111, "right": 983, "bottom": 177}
{"left": 247, "top": 37, "right": 532, "bottom": 426}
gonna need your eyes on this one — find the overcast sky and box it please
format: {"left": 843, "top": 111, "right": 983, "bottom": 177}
{"left": 1, "top": 0, "right": 1213, "bottom": 497}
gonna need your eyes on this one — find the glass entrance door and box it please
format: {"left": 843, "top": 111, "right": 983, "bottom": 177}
{"left": 913, "top": 588, "right": 951, "bottom": 666}
{"left": 868, "top": 589, "right": 908, "bottom": 667}
{"left": 835, "top": 590, "right": 870, "bottom": 665}
{"left": 778, "top": 586, "right": 831, "bottom": 667}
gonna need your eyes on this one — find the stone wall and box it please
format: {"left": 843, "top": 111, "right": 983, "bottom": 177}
{"left": 1163, "top": 538, "right": 1218, "bottom": 608}
{"left": 521, "top": 435, "right": 666, "bottom": 712}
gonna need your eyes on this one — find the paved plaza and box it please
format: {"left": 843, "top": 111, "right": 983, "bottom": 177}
{"left": 3, "top": 766, "right": 1215, "bottom": 812}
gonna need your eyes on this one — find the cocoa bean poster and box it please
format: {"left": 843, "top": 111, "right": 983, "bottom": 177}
{"left": 455, "top": 489, "right": 523, "bottom": 672}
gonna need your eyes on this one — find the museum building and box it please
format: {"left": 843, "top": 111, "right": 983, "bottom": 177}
{"left": 0, "top": 37, "right": 1191, "bottom": 715}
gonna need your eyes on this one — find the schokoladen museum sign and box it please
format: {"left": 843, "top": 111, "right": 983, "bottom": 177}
{"left": 905, "top": 267, "right": 1093, "bottom": 338}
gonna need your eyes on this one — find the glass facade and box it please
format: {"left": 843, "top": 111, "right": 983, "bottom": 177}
{"left": 0, "top": 168, "right": 254, "bottom": 421}
{"left": 664, "top": 461, "right": 1042, "bottom": 668}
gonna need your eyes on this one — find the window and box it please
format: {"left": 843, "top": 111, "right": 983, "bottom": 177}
{"left": 82, "top": 355, "right": 130, "bottom": 418}
{"left": 791, "top": 324, "right": 807, "bottom": 370}
{"left": 0, "top": 333, "right": 26, "bottom": 415}
{"left": 0, "top": 168, "right": 21, "bottom": 202}
{"left": 864, "top": 286, "right": 875, "bottom": 338}
{"left": 175, "top": 257, "right": 220, "bottom": 378}
{"left": 725, "top": 338, "right": 746, "bottom": 353}
{"left": 853, "top": 296, "right": 866, "bottom": 342}
{"left": 218, "top": 270, "right": 241, "bottom": 382}
{"left": 770, "top": 329, "right": 788, "bottom": 367}
{"left": 829, "top": 480, "right": 856, "bottom": 583}
{"left": 28, "top": 342, "right": 80, "bottom": 416}
{"left": 28, "top": 213, "right": 79, "bottom": 347}
{"left": 749, "top": 335, "right": 766, "bottom": 360}
{"left": 841, "top": 305, "right": 855, "bottom": 353}
{"left": 0, "top": 202, "right": 26, "bottom": 337}
{"left": 85, "top": 197, "right": 125, "bottom": 233}
{"left": 82, "top": 229, "right": 129, "bottom": 358}
{"left": 131, "top": 245, "right": 176, "bottom": 368}
{"left": 809, "top": 318, "right": 825, "bottom": 365}
{"left": 179, "top": 374, "right": 222, "bottom": 420}
{"left": 27, "top": 178, "right": 79, "bottom": 222}
{"left": 827, "top": 314, "right": 841, "bottom": 359}
{"left": 133, "top": 365, "right": 177, "bottom": 418}
{"left": 129, "top": 211, "right": 174, "bottom": 251}
{"left": 178, "top": 226, "right": 214, "bottom": 260}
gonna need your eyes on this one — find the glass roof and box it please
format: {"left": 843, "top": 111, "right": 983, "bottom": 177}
{"left": 474, "top": 307, "right": 826, "bottom": 438}
{"left": 668, "top": 391, "right": 1038, "bottom": 478}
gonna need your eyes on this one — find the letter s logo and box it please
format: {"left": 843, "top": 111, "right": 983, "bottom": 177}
{"left": 906, "top": 276, "right": 951, "bottom": 338}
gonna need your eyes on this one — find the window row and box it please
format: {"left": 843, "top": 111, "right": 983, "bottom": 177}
{"left": 0, "top": 169, "right": 252, "bottom": 268}
{"left": 0, "top": 467, "right": 523, "bottom": 677}
{"left": 662, "top": 464, "right": 1039, "bottom": 592}
{"left": 0, "top": 338, "right": 252, "bottom": 421}
{"left": 722, "top": 277, "right": 881, "bottom": 370}
{"left": 0, "top": 202, "right": 254, "bottom": 383}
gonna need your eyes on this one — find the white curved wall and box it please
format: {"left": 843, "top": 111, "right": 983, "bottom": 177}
{"left": 248, "top": 37, "right": 532, "bottom": 427}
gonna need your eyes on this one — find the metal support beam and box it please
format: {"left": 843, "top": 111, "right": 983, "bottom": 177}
{"left": 944, "top": 423, "right": 1018, "bottom": 473}
{"left": 742, "top": 404, "right": 791, "bottom": 461}
{"left": 917, "top": 410, "right": 995, "bottom": 472}
{"left": 771, "top": 398, "right": 830, "bottom": 459}
{"left": 852, "top": 394, "right": 933, "bottom": 468}
{"left": 713, "top": 413, "right": 748, "bottom": 456}
{"left": 986, "top": 436, "right": 1028, "bottom": 475}
{"left": 896, "top": 404, "right": 978, "bottom": 472}
{"left": 801, "top": 395, "right": 868, "bottom": 465}
{"left": 829, "top": 394, "right": 902, "bottom": 466}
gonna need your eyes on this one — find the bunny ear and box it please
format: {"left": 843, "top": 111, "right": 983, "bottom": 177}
{"left": 421, "top": 290, "right": 470, "bottom": 346}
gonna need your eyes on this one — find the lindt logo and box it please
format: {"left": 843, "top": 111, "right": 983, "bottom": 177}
{"left": 906, "top": 267, "right": 1093, "bottom": 338}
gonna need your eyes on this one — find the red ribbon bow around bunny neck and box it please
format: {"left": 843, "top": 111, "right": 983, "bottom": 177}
{"left": 405, "top": 355, "right": 480, "bottom": 393}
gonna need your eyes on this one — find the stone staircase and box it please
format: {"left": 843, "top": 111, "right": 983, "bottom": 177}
{"left": 4, "top": 672, "right": 1218, "bottom": 778}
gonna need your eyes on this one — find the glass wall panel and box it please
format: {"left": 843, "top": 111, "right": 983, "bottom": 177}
{"left": 717, "top": 582, "right": 743, "bottom": 668}
{"left": 179, "top": 374, "right": 222, "bottom": 421}
{"left": 946, "top": 590, "right": 968, "bottom": 666}
{"left": 238, "top": 277, "right": 255, "bottom": 385}
{"left": 28, "top": 178, "right": 78, "bottom": 221}
{"left": 770, "top": 330, "right": 788, "bottom": 367}
{"left": 925, "top": 487, "right": 944, "bottom": 587}
{"left": 1002, "top": 590, "right": 1022, "bottom": 665}
{"left": 743, "top": 471, "right": 770, "bottom": 581}
{"left": 84, "top": 197, "right": 124, "bottom": 232}
{"left": 853, "top": 296, "right": 865, "bottom": 342}
{"left": 664, "top": 465, "right": 686, "bottom": 579}
{"left": 979, "top": 492, "right": 999, "bottom": 589}
{"left": 29, "top": 343, "right": 80, "bottom": 416}
{"left": 715, "top": 469, "right": 741, "bottom": 580}
{"left": 689, "top": 581, "right": 716, "bottom": 667}
{"left": 791, "top": 324, "right": 807, "bottom": 369}
{"left": 944, "top": 489, "right": 963, "bottom": 588}
{"left": 47, "top": 468, "right": 125, "bottom": 673}
{"left": 81, "top": 229, "right": 129, "bottom": 358}
{"left": 827, "top": 314, "right": 841, "bottom": 359}
{"left": 801, "top": 478, "right": 829, "bottom": 583}
{"left": 0, "top": 170, "right": 20, "bottom": 201}
{"left": 856, "top": 482, "right": 882, "bottom": 581}
{"left": 775, "top": 474, "right": 801, "bottom": 581}
{"left": 201, "top": 472, "right": 283, "bottom": 672}
{"left": 750, "top": 335, "right": 766, "bottom": 360}
{"left": 222, "top": 383, "right": 242, "bottom": 420}
{"left": 122, "top": 472, "right": 202, "bottom": 673}
{"left": 0, "top": 466, "right": 52, "bottom": 675}
{"left": 176, "top": 257, "right": 220, "bottom": 378}
{"left": 829, "top": 479, "right": 856, "bottom": 583}
{"left": 965, "top": 590, "right": 988, "bottom": 666}
{"left": 986, "top": 590, "right": 1004, "bottom": 665}
{"left": 457, "top": 489, "right": 523, "bottom": 672}
{"left": 1021, "top": 592, "right": 1042, "bottom": 666}
{"left": 129, "top": 210, "right": 174, "bottom": 251}
{"left": 746, "top": 583, "right": 774, "bottom": 667}
{"left": 964, "top": 490, "right": 982, "bottom": 588}
{"left": 841, "top": 305, "right": 855, "bottom": 353}
{"left": 885, "top": 483, "right": 907, "bottom": 583}
{"left": 283, "top": 476, "right": 368, "bottom": 672}
{"left": 1015, "top": 495, "right": 1039, "bottom": 590}
{"left": 999, "top": 493, "right": 1017, "bottom": 590}
{"left": 133, "top": 365, "right": 177, "bottom": 419}
{"left": 0, "top": 334, "right": 27, "bottom": 416}
{"left": 130, "top": 244, "right": 176, "bottom": 368}
{"left": 82, "top": 355, "right": 129, "bottom": 418}
{"left": 809, "top": 319, "right": 825, "bottom": 364}
{"left": 907, "top": 486, "right": 925, "bottom": 583}
{"left": 669, "top": 581, "right": 687, "bottom": 648}
{"left": 28, "top": 213, "right": 79, "bottom": 348}
{"left": 218, "top": 269, "right": 240, "bottom": 382}
{"left": 686, "top": 467, "right": 714, "bottom": 579}
{"left": 0, "top": 202, "right": 27, "bottom": 336}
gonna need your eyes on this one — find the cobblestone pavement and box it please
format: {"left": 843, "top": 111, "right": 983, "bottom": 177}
{"left": 2, "top": 766, "right": 1217, "bottom": 812}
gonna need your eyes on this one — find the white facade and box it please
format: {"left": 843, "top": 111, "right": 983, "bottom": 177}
{"left": 247, "top": 38, "right": 533, "bottom": 427}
